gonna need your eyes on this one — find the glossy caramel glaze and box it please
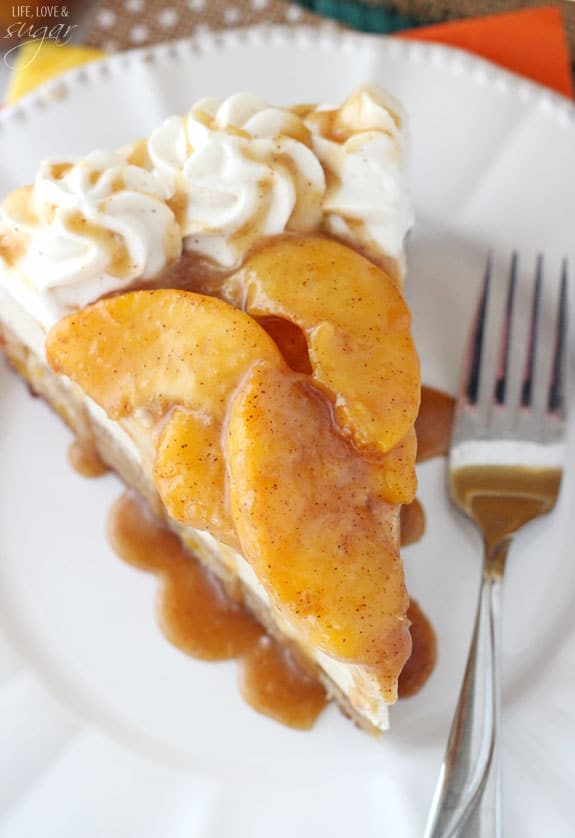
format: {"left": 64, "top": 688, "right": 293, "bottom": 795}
{"left": 256, "top": 316, "right": 312, "bottom": 374}
{"left": 398, "top": 600, "right": 437, "bottom": 699}
{"left": 415, "top": 386, "right": 455, "bottom": 462}
{"left": 65, "top": 211, "right": 133, "bottom": 278}
{"left": 108, "top": 492, "right": 262, "bottom": 659}
{"left": 400, "top": 499, "right": 425, "bottom": 547}
{"left": 116, "top": 247, "right": 229, "bottom": 298}
{"left": 107, "top": 491, "right": 327, "bottom": 727}
{"left": 67, "top": 438, "right": 109, "bottom": 478}
{"left": 239, "top": 636, "right": 327, "bottom": 730}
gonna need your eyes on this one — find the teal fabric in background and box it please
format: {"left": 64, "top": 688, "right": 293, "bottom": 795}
{"left": 294, "top": 0, "right": 424, "bottom": 33}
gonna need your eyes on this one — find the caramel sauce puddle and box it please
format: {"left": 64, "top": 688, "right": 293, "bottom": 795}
{"left": 68, "top": 438, "right": 110, "bottom": 478}
{"left": 416, "top": 386, "right": 456, "bottom": 462}
{"left": 399, "top": 600, "right": 438, "bottom": 699}
{"left": 108, "top": 491, "right": 327, "bottom": 729}
{"left": 400, "top": 498, "right": 425, "bottom": 547}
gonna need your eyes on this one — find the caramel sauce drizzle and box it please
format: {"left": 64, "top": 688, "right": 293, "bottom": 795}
{"left": 131, "top": 234, "right": 399, "bottom": 299}
{"left": 166, "top": 192, "right": 188, "bottom": 228}
{"left": 127, "top": 139, "right": 152, "bottom": 170}
{"left": 398, "top": 600, "right": 437, "bottom": 699}
{"left": 0, "top": 231, "right": 25, "bottom": 267}
{"left": 64, "top": 211, "right": 133, "bottom": 278}
{"left": 400, "top": 498, "right": 425, "bottom": 547}
{"left": 238, "top": 637, "right": 327, "bottom": 731}
{"left": 50, "top": 162, "right": 73, "bottom": 180}
{"left": 256, "top": 316, "right": 313, "bottom": 375}
{"left": 415, "top": 386, "right": 455, "bottom": 462}
{"left": 67, "top": 438, "right": 109, "bottom": 478}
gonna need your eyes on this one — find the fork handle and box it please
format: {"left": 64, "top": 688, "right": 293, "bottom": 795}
{"left": 424, "top": 556, "right": 505, "bottom": 837}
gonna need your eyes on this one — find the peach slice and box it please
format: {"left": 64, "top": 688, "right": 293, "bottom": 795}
{"left": 376, "top": 428, "right": 417, "bottom": 504}
{"left": 47, "top": 289, "right": 283, "bottom": 420}
{"left": 222, "top": 236, "right": 420, "bottom": 456}
{"left": 154, "top": 409, "right": 237, "bottom": 547}
{"left": 47, "top": 289, "right": 284, "bottom": 543}
{"left": 225, "top": 361, "right": 411, "bottom": 689}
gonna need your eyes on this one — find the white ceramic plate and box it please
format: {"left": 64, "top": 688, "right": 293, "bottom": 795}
{"left": 1, "top": 27, "right": 574, "bottom": 838}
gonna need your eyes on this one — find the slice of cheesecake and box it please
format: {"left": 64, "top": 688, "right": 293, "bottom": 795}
{"left": 0, "top": 86, "right": 419, "bottom": 733}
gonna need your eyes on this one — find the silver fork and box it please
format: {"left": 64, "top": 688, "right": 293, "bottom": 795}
{"left": 424, "top": 254, "right": 569, "bottom": 837}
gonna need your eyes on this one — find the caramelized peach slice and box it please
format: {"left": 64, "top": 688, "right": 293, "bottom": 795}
{"left": 225, "top": 361, "right": 411, "bottom": 691}
{"left": 154, "top": 409, "right": 237, "bottom": 547}
{"left": 222, "top": 236, "right": 420, "bottom": 456}
{"left": 47, "top": 289, "right": 284, "bottom": 543}
{"left": 47, "top": 289, "right": 283, "bottom": 420}
{"left": 377, "top": 428, "right": 417, "bottom": 505}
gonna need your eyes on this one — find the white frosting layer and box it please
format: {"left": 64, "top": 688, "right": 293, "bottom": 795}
{"left": 0, "top": 86, "right": 412, "bottom": 328}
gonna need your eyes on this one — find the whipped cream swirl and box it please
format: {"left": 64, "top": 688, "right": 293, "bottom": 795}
{"left": 0, "top": 87, "right": 412, "bottom": 326}
{"left": 306, "top": 85, "right": 413, "bottom": 264}
{"left": 149, "top": 93, "right": 326, "bottom": 267}
{"left": 0, "top": 149, "right": 181, "bottom": 324}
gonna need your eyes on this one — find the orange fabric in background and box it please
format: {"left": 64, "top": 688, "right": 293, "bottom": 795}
{"left": 401, "top": 5, "right": 573, "bottom": 99}
{"left": 3, "top": 6, "right": 573, "bottom": 104}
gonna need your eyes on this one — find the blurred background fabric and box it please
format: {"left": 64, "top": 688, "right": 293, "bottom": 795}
{"left": 82, "top": 1, "right": 575, "bottom": 64}
{"left": 1, "top": 1, "right": 572, "bottom": 102}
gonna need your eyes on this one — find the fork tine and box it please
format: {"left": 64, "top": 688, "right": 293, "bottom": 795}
{"left": 520, "top": 255, "right": 543, "bottom": 409}
{"left": 547, "top": 259, "right": 568, "bottom": 416}
{"left": 494, "top": 252, "right": 517, "bottom": 406}
{"left": 463, "top": 254, "right": 492, "bottom": 406}
{"left": 430, "top": 253, "right": 567, "bottom": 838}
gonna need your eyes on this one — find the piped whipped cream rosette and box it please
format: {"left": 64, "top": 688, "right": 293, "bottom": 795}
{"left": 0, "top": 149, "right": 182, "bottom": 324}
{"left": 148, "top": 93, "right": 326, "bottom": 267}
{"left": 307, "top": 86, "right": 413, "bottom": 267}
{"left": 0, "top": 86, "right": 412, "bottom": 327}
